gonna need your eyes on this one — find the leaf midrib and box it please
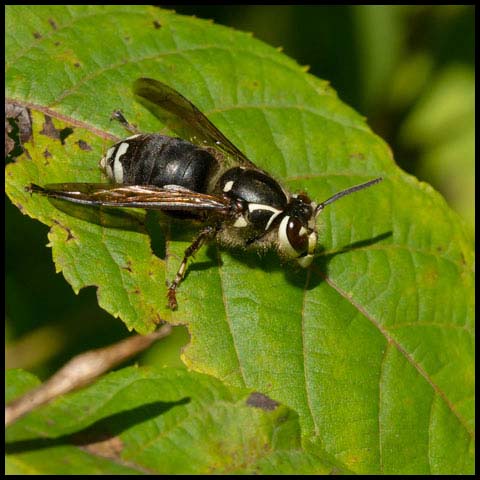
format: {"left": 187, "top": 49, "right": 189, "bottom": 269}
{"left": 321, "top": 272, "right": 474, "bottom": 441}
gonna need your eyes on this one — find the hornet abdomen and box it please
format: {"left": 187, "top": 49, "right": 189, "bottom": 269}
{"left": 101, "top": 134, "right": 218, "bottom": 193}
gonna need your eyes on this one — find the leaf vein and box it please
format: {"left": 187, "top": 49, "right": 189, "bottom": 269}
{"left": 215, "top": 250, "right": 247, "bottom": 387}
{"left": 378, "top": 343, "right": 390, "bottom": 474}
{"left": 301, "top": 267, "right": 318, "bottom": 437}
{"left": 321, "top": 274, "right": 475, "bottom": 441}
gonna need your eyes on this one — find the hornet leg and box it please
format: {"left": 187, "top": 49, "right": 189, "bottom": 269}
{"left": 167, "top": 225, "right": 219, "bottom": 310}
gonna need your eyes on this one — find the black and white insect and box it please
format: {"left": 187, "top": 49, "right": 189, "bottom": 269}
{"left": 27, "top": 78, "right": 382, "bottom": 309}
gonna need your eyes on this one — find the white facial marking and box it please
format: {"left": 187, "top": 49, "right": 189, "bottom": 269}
{"left": 233, "top": 215, "right": 248, "bottom": 228}
{"left": 127, "top": 134, "right": 141, "bottom": 140}
{"left": 296, "top": 231, "right": 317, "bottom": 268}
{"left": 223, "top": 180, "right": 234, "bottom": 192}
{"left": 278, "top": 216, "right": 298, "bottom": 259}
{"left": 113, "top": 142, "right": 129, "bottom": 183}
{"left": 106, "top": 164, "right": 114, "bottom": 179}
{"left": 307, "top": 231, "right": 317, "bottom": 253}
{"left": 297, "top": 255, "right": 313, "bottom": 268}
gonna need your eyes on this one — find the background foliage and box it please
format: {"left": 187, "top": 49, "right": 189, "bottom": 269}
{"left": 6, "top": 5, "right": 474, "bottom": 475}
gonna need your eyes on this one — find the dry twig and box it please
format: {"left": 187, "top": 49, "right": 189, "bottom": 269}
{"left": 5, "top": 325, "right": 172, "bottom": 427}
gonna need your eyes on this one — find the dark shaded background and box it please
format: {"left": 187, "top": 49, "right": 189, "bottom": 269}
{"left": 6, "top": 5, "right": 474, "bottom": 378}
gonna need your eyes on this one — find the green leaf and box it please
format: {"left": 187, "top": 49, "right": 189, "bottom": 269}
{"left": 5, "top": 369, "right": 142, "bottom": 474}
{"left": 6, "top": 5, "right": 474, "bottom": 474}
{"left": 5, "top": 367, "right": 339, "bottom": 474}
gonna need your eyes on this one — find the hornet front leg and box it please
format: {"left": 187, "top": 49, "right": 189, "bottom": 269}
{"left": 167, "top": 224, "right": 220, "bottom": 310}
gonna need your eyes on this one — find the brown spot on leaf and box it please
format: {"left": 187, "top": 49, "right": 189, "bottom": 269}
{"left": 76, "top": 139, "right": 92, "bottom": 151}
{"left": 33, "top": 31, "right": 42, "bottom": 39}
{"left": 153, "top": 20, "right": 162, "bottom": 29}
{"left": 131, "top": 288, "right": 141, "bottom": 295}
{"left": 40, "top": 115, "right": 60, "bottom": 139}
{"left": 54, "top": 41, "right": 60, "bottom": 46}
{"left": 122, "top": 261, "right": 133, "bottom": 273}
{"left": 48, "top": 18, "right": 58, "bottom": 30}
{"left": 43, "top": 148, "right": 52, "bottom": 165}
{"left": 53, "top": 219, "right": 76, "bottom": 241}
{"left": 350, "top": 152, "right": 365, "bottom": 160}
{"left": 74, "top": 62, "right": 81, "bottom": 68}
{"left": 5, "top": 132, "right": 14, "bottom": 158}
{"left": 246, "top": 392, "right": 279, "bottom": 411}
{"left": 40, "top": 116, "right": 74, "bottom": 144}
{"left": 5, "top": 103, "right": 33, "bottom": 158}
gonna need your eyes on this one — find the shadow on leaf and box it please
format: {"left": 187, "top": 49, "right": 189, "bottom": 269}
{"left": 5, "top": 398, "right": 190, "bottom": 454}
{"left": 189, "top": 232, "right": 393, "bottom": 294}
{"left": 306, "top": 231, "right": 393, "bottom": 289}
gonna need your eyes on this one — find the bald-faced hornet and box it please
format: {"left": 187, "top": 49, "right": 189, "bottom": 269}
{"left": 27, "top": 78, "right": 382, "bottom": 309}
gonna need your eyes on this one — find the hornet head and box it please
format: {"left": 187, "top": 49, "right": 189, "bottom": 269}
{"left": 277, "top": 177, "right": 383, "bottom": 268}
